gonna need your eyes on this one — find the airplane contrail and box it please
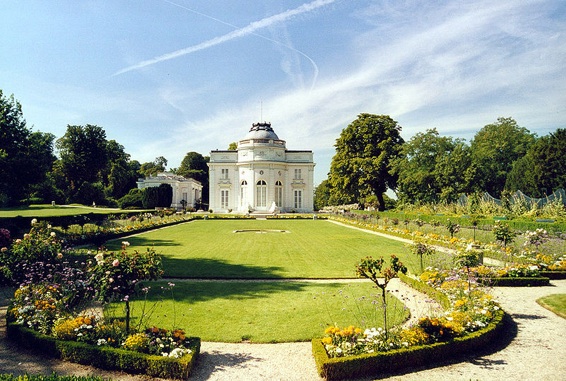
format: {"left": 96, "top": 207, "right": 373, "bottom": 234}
{"left": 161, "top": 0, "right": 322, "bottom": 91}
{"left": 113, "top": 0, "right": 335, "bottom": 79}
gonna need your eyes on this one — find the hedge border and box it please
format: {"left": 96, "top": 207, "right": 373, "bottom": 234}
{"left": 6, "top": 321, "right": 200, "bottom": 380}
{"left": 479, "top": 276, "right": 550, "bottom": 287}
{"left": 312, "top": 274, "right": 507, "bottom": 381}
{"left": 540, "top": 271, "right": 566, "bottom": 280}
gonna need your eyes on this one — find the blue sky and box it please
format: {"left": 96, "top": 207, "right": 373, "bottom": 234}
{"left": 1, "top": 0, "right": 565, "bottom": 185}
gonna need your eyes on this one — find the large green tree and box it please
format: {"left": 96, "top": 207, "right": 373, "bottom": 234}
{"left": 176, "top": 151, "right": 209, "bottom": 204}
{"left": 103, "top": 140, "right": 139, "bottom": 200}
{"left": 394, "top": 129, "right": 473, "bottom": 204}
{"left": 313, "top": 179, "right": 332, "bottom": 210}
{"left": 139, "top": 156, "right": 167, "bottom": 178}
{"left": 329, "top": 114, "right": 404, "bottom": 210}
{"left": 470, "top": 117, "right": 535, "bottom": 197}
{"left": 56, "top": 124, "right": 108, "bottom": 193}
{"left": 0, "top": 91, "right": 56, "bottom": 205}
{"left": 506, "top": 128, "right": 566, "bottom": 196}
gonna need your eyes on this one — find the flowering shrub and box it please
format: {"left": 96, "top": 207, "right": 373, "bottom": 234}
{"left": 53, "top": 315, "right": 98, "bottom": 342}
{"left": 0, "top": 227, "right": 10, "bottom": 248}
{"left": 1, "top": 220, "right": 68, "bottom": 285}
{"left": 120, "top": 327, "right": 192, "bottom": 357}
{"left": 17, "top": 260, "right": 93, "bottom": 310}
{"left": 10, "top": 283, "right": 66, "bottom": 334}
{"left": 322, "top": 325, "right": 402, "bottom": 357}
{"left": 88, "top": 242, "right": 163, "bottom": 332}
{"left": 88, "top": 243, "right": 163, "bottom": 303}
{"left": 145, "top": 326, "right": 192, "bottom": 357}
{"left": 123, "top": 332, "right": 150, "bottom": 352}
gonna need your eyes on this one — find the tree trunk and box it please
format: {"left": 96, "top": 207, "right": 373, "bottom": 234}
{"left": 376, "top": 192, "right": 386, "bottom": 211}
{"left": 125, "top": 300, "right": 131, "bottom": 333}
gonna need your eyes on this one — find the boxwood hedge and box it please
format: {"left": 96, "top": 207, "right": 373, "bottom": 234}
{"left": 6, "top": 321, "right": 200, "bottom": 380}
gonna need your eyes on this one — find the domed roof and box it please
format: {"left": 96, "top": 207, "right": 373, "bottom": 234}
{"left": 244, "top": 122, "right": 279, "bottom": 140}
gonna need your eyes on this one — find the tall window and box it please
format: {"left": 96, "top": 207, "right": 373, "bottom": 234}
{"left": 294, "top": 168, "right": 302, "bottom": 179}
{"left": 221, "top": 189, "right": 229, "bottom": 209}
{"left": 240, "top": 180, "right": 248, "bottom": 207}
{"left": 294, "top": 189, "right": 302, "bottom": 209}
{"left": 256, "top": 180, "right": 267, "bottom": 208}
{"left": 221, "top": 168, "right": 229, "bottom": 180}
{"left": 275, "top": 181, "right": 282, "bottom": 206}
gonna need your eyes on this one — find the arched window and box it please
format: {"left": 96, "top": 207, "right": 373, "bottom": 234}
{"left": 240, "top": 180, "right": 248, "bottom": 207}
{"left": 275, "top": 181, "right": 282, "bottom": 207}
{"left": 256, "top": 180, "right": 267, "bottom": 207}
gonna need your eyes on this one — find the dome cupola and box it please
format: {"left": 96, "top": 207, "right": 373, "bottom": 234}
{"left": 244, "top": 122, "right": 280, "bottom": 140}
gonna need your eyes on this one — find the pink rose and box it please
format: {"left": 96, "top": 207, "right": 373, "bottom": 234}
{"left": 112, "top": 259, "right": 120, "bottom": 267}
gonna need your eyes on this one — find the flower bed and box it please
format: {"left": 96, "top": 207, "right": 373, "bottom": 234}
{"left": 6, "top": 320, "right": 200, "bottom": 379}
{"left": 312, "top": 273, "right": 507, "bottom": 380}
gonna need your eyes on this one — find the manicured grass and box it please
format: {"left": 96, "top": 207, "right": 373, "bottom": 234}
{"left": 0, "top": 204, "right": 122, "bottom": 217}
{"left": 102, "top": 219, "right": 419, "bottom": 278}
{"left": 536, "top": 294, "right": 566, "bottom": 319}
{"left": 107, "top": 280, "right": 410, "bottom": 343}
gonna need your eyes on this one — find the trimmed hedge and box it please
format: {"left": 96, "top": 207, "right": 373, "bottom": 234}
{"left": 540, "top": 270, "right": 566, "bottom": 280}
{"left": 6, "top": 322, "right": 200, "bottom": 380}
{"left": 312, "top": 274, "right": 508, "bottom": 380}
{"left": 480, "top": 276, "right": 550, "bottom": 287}
{"left": 398, "top": 273, "right": 451, "bottom": 309}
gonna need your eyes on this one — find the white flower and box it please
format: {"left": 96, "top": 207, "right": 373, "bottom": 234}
{"left": 50, "top": 232, "right": 56, "bottom": 237}
{"left": 31, "top": 219, "right": 37, "bottom": 225}
{"left": 122, "top": 241, "right": 130, "bottom": 247}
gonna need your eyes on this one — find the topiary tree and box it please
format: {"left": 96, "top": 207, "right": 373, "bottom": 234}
{"left": 409, "top": 241, "right": 435, "bottom": 273}
{"left": 356, "top": 255, "right": 407, "bottom": 338}
{"left": 445, "top": 219, "right": 460, "bottom": 238}
{"left": 492, "top": 221, "right": 516, "bottom": 248}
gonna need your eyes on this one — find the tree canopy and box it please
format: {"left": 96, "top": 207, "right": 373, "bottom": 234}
{"left": 177, "top": 151, "right": 209, "bottom": 204}
{"left": 394, "top": 129, "right": 473, "bottom": 204}
{"left": 506, "top": 128, "right": 566, "bottom": 196}
{"left": 470, "top": 117, "right": 535, "bottom": 197}
{"left": 329, "top": 114, "right": 404, "bottom": 211}
{"left": 0, "top": 91, "right": 56, "bottom": 206}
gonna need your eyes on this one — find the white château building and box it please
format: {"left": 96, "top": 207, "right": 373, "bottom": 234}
{"left": 136, "top": 172, "right": 203, "bottom": 210}
{"left": 208, "top": 122, "right": 315, "bottom": 213}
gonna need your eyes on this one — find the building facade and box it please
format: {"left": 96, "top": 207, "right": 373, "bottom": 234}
{"left": 136, "top": 172, "right": 203, "bottom": 210}
{"left": 208, "top": 122, "right": 315, "bottom": 213}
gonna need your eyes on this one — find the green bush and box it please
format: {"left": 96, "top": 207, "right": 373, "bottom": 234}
{"left": 6, "top": 322, "right": 200, "bottom": 380}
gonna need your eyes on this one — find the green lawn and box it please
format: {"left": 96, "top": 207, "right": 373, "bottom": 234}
{"left": 536, "top": 294, "right": 566, "bottom": 319}
{"left": 0, "top": 204, "right": 122, "bottom": 217}
{"left": 94, "top": 219, "right": 426, "bottom": 342}
{"left": 108, "top": 280, "right": 410, "bottom": 343}
{"left": 103, "top": 219, "right": 420, "bottom": 278}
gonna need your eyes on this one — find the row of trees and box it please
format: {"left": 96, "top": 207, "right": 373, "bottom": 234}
{"left": 0, "top": 90, "right": 209, "bottom": 208}
{"left": 316, "top": 114, "right": 565, "bottom": 211}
